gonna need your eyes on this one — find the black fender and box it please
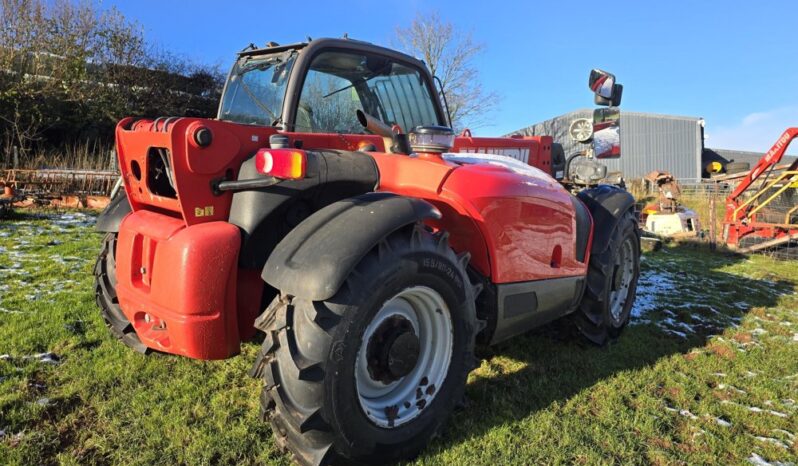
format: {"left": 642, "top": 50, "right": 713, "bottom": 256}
{"left": 577, "top": 184, "right": 636, "bottom": 254}
{"left": 229, "top": 149, "right": 379, "bottom": 269}
{"left": 262, "top": 192, "right": 441, "bottom": 301}
{"left": 95, "top": 191, "right": 132, "bottom": 233}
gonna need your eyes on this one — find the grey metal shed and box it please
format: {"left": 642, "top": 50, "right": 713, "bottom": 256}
{"left": 507, "top": 110, "right": 705, "bottom": 180}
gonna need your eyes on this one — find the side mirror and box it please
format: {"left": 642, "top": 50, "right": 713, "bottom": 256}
{"left": 589, "top": 69, "right": 616, "bottom": 98}
{"left": 589, "top": 69, "right": 622, "bottom": 106}
{"left": 592, "top": 107, "right": 621, "bottom": 159}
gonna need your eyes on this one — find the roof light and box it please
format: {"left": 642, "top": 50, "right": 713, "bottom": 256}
{"left": 255, "top": 149, "right": 306, "bottom": 180}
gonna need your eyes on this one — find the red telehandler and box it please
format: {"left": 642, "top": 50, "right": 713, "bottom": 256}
{"left": 723, "top": 128, "right": 798, "bottom": 252}
{"left": 94, "top": 38, "right": 639, "bottom": 465}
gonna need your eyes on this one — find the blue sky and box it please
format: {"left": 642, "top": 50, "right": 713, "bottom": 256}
{"left": 103, "top": 0, "right": 798, "bottom": 152}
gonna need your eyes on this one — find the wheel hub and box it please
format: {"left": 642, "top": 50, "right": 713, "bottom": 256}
{"left": 355, "top": 286, "right": 454, "bottom": 428}
{"left": 609, "top": 237, "right": 635, "bottom": 322}
{"left": 367, "top": 316, "right": 420, "bottom": 383}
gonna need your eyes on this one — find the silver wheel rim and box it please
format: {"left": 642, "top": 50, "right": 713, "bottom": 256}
{"left": 355, "top": 286, "right": 453, "bottom": 428}
{"left": 609, "top": 237, "right": 635, "bottom": 323}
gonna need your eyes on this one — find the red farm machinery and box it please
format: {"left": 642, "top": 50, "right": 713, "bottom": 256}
{"left": 94, "top": 38, "right": 638, "bottom": 465}
{"left": 723, "top": 128, "right": 798, "bottom": 254}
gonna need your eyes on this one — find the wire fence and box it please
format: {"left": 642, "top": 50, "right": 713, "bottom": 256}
{"left": 629, "top": 175, "right": 797, "bottom": 260}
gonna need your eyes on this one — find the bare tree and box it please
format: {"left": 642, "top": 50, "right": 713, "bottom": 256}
{"left": 395, "top": 12, "right": 497, "bottom": 131}
{"left": 0, "top": 0, "right": 222, "bottom": 167}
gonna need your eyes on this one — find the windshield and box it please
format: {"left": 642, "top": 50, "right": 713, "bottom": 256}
{"left": 295, "top": 51, "right": 441, "bottom": 133}
{"left": 218, "top": 52, "right": 296, "bottom": 126}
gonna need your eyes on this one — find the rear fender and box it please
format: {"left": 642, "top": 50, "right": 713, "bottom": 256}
{"left": 262, "top": 192, "right": 441, "bottom": 301}
{"left": 229, "top": 149, "right": 379, "bottom": 270}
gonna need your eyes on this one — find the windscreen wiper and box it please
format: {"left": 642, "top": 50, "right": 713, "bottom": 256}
{"left": 323, "top": 63, "right": 392, "bottom": 99}
{"left": 238, "top": 78, "right": 278, "bottom": 122}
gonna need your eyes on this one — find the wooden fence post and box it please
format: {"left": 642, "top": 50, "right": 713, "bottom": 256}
{"left": 709, "top": 182, "right": 717, "bottom": 251}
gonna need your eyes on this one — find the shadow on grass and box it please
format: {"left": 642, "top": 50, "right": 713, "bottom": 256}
{"left": 434, "top": 242, "right": 795, "bottom": 452}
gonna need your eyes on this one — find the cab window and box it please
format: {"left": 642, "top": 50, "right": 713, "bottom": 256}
{"left": 295, "top": 50, "right": 440, "bottom": 133}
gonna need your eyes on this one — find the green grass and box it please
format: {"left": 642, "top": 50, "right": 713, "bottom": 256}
{"left": 1, "top": 210, "right": 797, "bottom": 465}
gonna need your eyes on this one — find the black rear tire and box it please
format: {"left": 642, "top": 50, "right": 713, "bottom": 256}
{"left": 251, "top": 225, "right": 479, "bottom": 465}
{"left": 574, "top": 209, "right": 640, "bottom": 345}
{"left": 94, "top": 233, "right": 149, "bottom": 353}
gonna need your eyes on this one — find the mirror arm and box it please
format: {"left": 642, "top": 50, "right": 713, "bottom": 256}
{"left": 434, "top": 75, "right": 453, "bottom": 128}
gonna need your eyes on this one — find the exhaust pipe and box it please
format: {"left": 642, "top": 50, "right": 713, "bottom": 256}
{"left": 356, "top": 110, "right": 394, "bottom": 138}
{"left": 356, "top": 110, "right": 410, "bottom": 154}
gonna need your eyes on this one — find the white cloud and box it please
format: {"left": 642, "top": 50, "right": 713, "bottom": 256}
{"left": 705, "top": 106, "right": 798, "bottom": 154}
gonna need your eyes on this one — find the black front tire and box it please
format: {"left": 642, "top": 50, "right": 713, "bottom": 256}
{"left": 251, "top": 225, "right": 479, "bottom": 465}
{"left": 574, "top": 209, "right": 640, "bottom": 345}
{"left": 94, "top": 233, "right": 149, "bottom": 353}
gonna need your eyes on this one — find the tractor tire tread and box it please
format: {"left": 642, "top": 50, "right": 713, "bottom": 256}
{"left": 94, "top": 233, "right": 149, "bottom": 354}
{"left": 574, "top": 210, "right": 640, "bottom": 345}
{"left": 252, "top": 223, "right": 478, "bottom": 465}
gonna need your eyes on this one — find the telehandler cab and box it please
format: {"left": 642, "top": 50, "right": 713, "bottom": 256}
{"left": 94, "top": 37, "right": 639, "bottom": 465}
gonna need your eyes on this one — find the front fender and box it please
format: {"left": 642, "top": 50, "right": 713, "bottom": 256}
{"left": 95, "top": 191, "right": 132, "bottom": 233}
{"left": 577, "top": 184, "right": 636, "bottom": 254}
{"left": 262, "top": 192, "right": 441, "bottom": 301}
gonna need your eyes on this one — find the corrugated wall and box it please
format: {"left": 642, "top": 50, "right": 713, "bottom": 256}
{"left": 507, "top": 110, "right": 703, "bottom": 180}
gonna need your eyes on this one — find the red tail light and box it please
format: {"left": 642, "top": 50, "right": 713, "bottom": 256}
{"left": 255, "top": 149, "right": 306, "bottom": 180}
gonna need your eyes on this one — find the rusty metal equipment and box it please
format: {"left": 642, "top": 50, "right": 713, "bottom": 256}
{"left": 2, "top": 168, "right": 118, "bottom": 197}
{"left": 641, "top": 170, "right": 701, "bottom": 238}
{"left": 0, "top": 168, "right": 117, "bottom": 212}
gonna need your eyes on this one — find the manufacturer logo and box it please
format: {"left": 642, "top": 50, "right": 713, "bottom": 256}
{"left": 195, "top": 206, "right": 214, "bottom": 217}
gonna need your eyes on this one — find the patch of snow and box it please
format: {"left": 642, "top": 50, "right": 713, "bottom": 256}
{"left": 664, "top": 405, "right": 699, "bottom": 420}
{"left": 721, "top": 400, "right": 789, "bottom": 418}
{"left": 679, "top": 409, "right": 699, "bottom": 420}
{"left": 748, "top": 453, "right": 790, "bottom": 466}
{"left": 754, "top": 436, "right": 789, "bottom": 449}
{"left": 660, "top": 328, "right": 688, "bottom": 338}
{"left": 714, "top": 417, "right": 732, "bottom": 427}
{"left": 772, "top": 429, "right": 796, "bottom": 442}
{"left": 50, "top": 212, "right": 96, "bottom": 228}
{"left": 631, "top": 269, "right": 678, "bottom": 319}
{"left": 748, "top": 406, "right": 789, "bottom": 418}
{"left": 661, "top": 317, "right": 696, "bottom": 334}
{"left": 717, "top": 383, "right": 747, "bottom": 395}
{"left": 1, "top": 352, "right": 61, "bottom": 365}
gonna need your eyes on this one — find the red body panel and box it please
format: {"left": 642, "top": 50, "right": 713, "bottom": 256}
{"left": 372, "top": 152, "right": 588, "bottom": 283}
{"left": 441, "top": 163, "right": 586, "bottom": 282}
